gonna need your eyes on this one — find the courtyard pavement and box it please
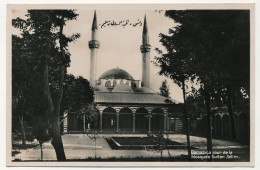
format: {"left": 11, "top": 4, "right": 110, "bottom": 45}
{"left": 12, "top": 134, "right": 248, "bottom": 161}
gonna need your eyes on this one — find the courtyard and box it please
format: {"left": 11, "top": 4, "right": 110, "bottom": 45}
{"left": 12, "top": 134, "right": 249, "bottom": 162}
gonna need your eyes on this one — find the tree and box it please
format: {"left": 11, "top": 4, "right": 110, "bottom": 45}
{"left": 12, "top": 35, "right": 28, "bottom": 145}
{"left": 159, "top": 80, "right": 170, "bottom": 98}
{"left": 186, "top": 87, "right": 206, "bottom": 120}
{"left": 61, "top": 75, "right": 94, "bottom": 113}
{"left": 60, "top": 75, "right": 96, "bottom": 128}
{"left": 155, "top": 37, "right": 193, "bottom": 161}
{"left": 12, "top": 33, "right": 50, "bottom": 145}
{"left": 156, "top": 10, "right": 250, "bottom": 161}
{"left": 12, "top": 10, "right": 80, "bottom": 161}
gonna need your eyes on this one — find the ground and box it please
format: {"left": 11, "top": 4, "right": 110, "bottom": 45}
{"left": 12, "top": 134, "right": 249, "bottom": 161}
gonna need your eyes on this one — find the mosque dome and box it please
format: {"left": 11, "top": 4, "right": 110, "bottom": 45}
{"left": 112, "top": 84, "right": 134, "bottom": 93}
{"left": 98, "top": 68, "right": 134, "bottom": 80}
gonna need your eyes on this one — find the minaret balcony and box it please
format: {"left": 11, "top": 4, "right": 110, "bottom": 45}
{"left": 89, "top": 40, "right": 100, "bottom": 49}
{"left": 140, "top": 44, "right": 151, "bottom": 53}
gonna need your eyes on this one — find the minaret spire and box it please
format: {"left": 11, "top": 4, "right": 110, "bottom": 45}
{"left": 89, "top": 11, "right": 100, "bottom": 87}
{"left": 140, "top": 15, "right": 151, "bottom": 88}
{"left": 92, "top": 10, "right": 98, "bottom": 30}
{"left": 143, "top": 14, "right": 148, "bottom": 33}
{"left": 142, "top": 14, "right": 149, "bottom": 45}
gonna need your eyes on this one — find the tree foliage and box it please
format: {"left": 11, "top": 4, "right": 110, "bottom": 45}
{"left": 159, "top": 80, "right": 170, "bottom": 98}
{"left": 12, "top": 10, "right": 84, "bottom": 160}
{"left": 60, "top": 75, "right": 96, "bottom": 125}
{"left": 155, "top": 10, "right": 250, "bottom": 161}
{"left": 157, "top": 10, "right": 249, "bottom": 89}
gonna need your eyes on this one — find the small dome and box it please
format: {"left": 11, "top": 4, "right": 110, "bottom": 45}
{"left": 94, "top": 85, "right": 109, "bottom": 92}
{"left": 135, "top": 87, "right": 155, "bottom": 93}
{"left": 99, "top": 68, "right": 134, "bottom": 80}
{"left": 112, "top": 84, "right": 134, "bottom": 93}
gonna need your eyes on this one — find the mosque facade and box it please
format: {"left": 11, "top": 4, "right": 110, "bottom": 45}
{"left": 63, "top": 12, "right": 183, "bottom": 133}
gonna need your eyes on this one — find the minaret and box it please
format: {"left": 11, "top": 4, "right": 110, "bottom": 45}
{"left": 140, "top": 15, "right": 151, "bottom": 88}
{"left": 88, "top": 11, "right": 100, "bottom": 87}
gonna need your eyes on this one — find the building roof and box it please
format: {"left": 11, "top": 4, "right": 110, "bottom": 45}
{"left": 135, "top": 87, "right": 155, "bottom": 93}
{"left": 112, "top": 84, "right": 134, "bottom": 93}
{"left": 94, "top": 85, "right": 110, "bottom": 92}
{"left": 94, "top": 91, "right": 171, "bottom": 104}
{"left": 98, "top": 68, "right": 134, "bottom": 80}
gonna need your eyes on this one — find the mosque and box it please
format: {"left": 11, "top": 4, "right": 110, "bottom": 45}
{"left": 62, "top": 12, "right": 249, "bottom": 144}
{"left": 63, "top": 12, "right": 183, "bottom": 133}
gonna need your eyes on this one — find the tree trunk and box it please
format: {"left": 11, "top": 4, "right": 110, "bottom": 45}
{"left": 205, "top": 89, "right": 213, "bottom": 161}
{"left": 226, "top": 89, "right": 237, "bottom": 140}
{"left": 50, "top": 19, "right": 67, "bottom": 161}
{"left": 40, "top": 141, "right": 43, "bottom": 161}
{"left": 19, "top": 114, "right": 26, "bottom": 145}
{"left": 42, "top": 55, "right": 66, "bottom": 161}
{"left": 51, "top": 118, "right": 66, "bottom": 161}
{"left": 51, "top": 65, "right": 66, "bottom": 161}
{"left": 181, "top": 79, "right": 192, "bottom": 161}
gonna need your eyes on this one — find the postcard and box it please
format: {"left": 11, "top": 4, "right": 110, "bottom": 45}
{"left": 6, "top": 3, "right": 255, "bottom": 167}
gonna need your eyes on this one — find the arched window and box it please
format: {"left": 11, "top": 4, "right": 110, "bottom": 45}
{"left": 105, "top": 81, "right": 111, "bottom": 87}
{"left": 131, "top": 82, "right": 137, "bottom": 88}
{"left": 102, "top": 107, "right": 117, "bottom": 130}
{"left": 136, "top": 108, "right": 149, "bottom": 131}
{"left": 119, "top": 108, "right": 133, "bottom": 129}
{"left": 151, "top": 108, "right": 164, "bottom": 131}
{"left": 113, "top": 79, "right": 117, "bottom": 86}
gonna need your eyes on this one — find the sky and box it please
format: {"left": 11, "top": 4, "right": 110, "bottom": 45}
{"left": 12, "top": 9, "right": 184, "bottom": 102}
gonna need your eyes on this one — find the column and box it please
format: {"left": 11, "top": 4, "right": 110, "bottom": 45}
{"left": 148, "top": 110, "right": 152, "bottom": 133}
{"left": 132, "top": 109, "right": 136, "bottom": 133}
{"left": 83, "top": 114, "right": 86, "bottom": 132}
{"left": 169, "top": 117, "right": 171, "bottom": 131}
{"left": 63, "top": 111, "right": 68, "bottom": 133}
{"left": 163, "top": 111, "right": 168, "bottom": 132}
{"left": 173, "top": 118, "right": 175, "bottom": 131}
{"left": 99, "top": 110, "right": 103, "bottom": 132}
{"left": 116, "top": 113, "right": 119, "bottom": 132}
{"left": 133, "top": 113, "right": 136, "bottom": 133}
{"left": 116, "top": 109, "right": 120, "bottom": 132}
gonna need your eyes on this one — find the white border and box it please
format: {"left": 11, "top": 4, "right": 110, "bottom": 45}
{"left": 1, "top": 1, "right": 258, "bottom": 170}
